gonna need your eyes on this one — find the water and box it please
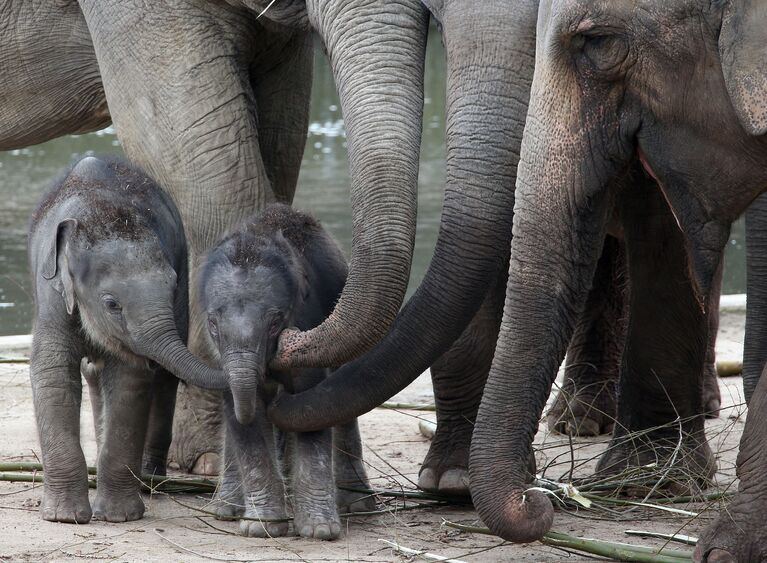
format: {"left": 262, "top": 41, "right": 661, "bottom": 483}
{"left": 0, "top": 33, "right": 746, "bottom": 337}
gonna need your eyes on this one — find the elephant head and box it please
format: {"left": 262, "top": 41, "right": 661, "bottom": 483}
{"left": 41, "top": 208, "right": 225, "bottom": 391}
{"left": 199, "top": 228, "right": 306, "bottom": 425}
{"left": 467, "top": 0, "right": 767, "bottom": 543}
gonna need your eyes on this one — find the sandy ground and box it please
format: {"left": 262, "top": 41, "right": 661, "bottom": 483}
{"left": 0, "top": 310, "right": 748, "bottom": 562}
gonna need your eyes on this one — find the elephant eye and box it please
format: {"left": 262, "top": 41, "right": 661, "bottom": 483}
{"left": 269, "top": 315, "right": 283, "bottom": 337}
{"left": 574, "top": 31, "right": 629, "bottom": 74}
{"left": 208, "top": 316, "right": 219, "bottom": 337}
{"left": 101, "top": 295, "right": 122, "bottom": 315}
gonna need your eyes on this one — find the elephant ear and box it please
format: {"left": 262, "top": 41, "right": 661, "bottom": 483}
{"left": 275, "top": 229, "right": 310, "bottom": 302}
{"left": 41, "top": 218, "right": 78, "bottom": 315}
{"left": 719, "top": 0, "right": 767, "bottom": 135}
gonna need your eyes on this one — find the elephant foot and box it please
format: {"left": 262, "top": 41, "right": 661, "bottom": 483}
{"left": 702, "top": 365, "right": 722, "bottom": 419}
{"left": 294, "top": 510, "right": 342, "bottom": 540}
{"left": 240, "top": 517, "right": 290, "bottom": 538}
{"left": 293, "top": 465, "right": 341, "bottom": 540}
{"left": 168, "top": 383, "right": 223, "bottom": 475}
{"left": 191, "top": 452, "right": 220, "bottom": 476}
{"left": 215, "top": 500, "right": 245, "bottom": 521}
{"left": 694, "top": 497, "right": 766, "bottom": 562}
{"left": 336, "top": 488, "right": 376, "bottom": 514}
{"left": 418, "top": 417, "right": 472, "bottom": 496}
{"left": 547, "top": 379, "right": 617, "bottom": 437}
{"left": 595, "top": 428, "right": 715, "bottom": 496}
{"left": 92, "top": 491, "right": 145, "bottom": 522}
{"left": 239, "top": 507, "right": 290, "bottom": 538}
{"left": 141, "top": 455, "right": 167, "bottom": 477}
{"left": 41, "top": 487, "right": 92, "bottom": 524}
{"left": 214, "top": 471, "right": 245, "bottom": 520}
{"left": 335, "top": 453, "right": 376, "bottom": 513}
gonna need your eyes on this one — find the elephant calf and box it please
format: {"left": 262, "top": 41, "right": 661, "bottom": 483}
{"left": 28, "top": 156, "right": 222, "bottom": 523}
{"left": 192, "top": 204, "right": 374, "bottom": 539}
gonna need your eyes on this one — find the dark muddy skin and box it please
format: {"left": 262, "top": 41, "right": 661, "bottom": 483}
{"left": 546, "top": 237, "right": 723, "bottom": 438}
{"left": 198, "top": 204, "right": 374, "bottom": 540}
{"left": 28, "top": 156, "right": 222, "bottom": 524}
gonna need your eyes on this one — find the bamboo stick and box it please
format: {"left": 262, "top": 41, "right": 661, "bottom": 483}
{"left": 444, "top": 522, "right": 694, "bottom": 562}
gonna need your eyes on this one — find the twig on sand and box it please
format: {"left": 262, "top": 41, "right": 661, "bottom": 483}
{"left": 379, "top": 539, "right": 468, "bottom": 563}
{"left": 154, "top": 528, "right": 253, "bottom": 562}
{"left": 378, "top": 402, "right": 437, "bottom": 411}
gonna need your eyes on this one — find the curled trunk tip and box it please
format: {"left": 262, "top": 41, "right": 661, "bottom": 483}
{"left": 475, "top": 487, "right": 554, "bottom": 543}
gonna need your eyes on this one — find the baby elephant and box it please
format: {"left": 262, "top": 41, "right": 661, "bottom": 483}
{"left": 196, "top": 204, "right": 374, "bottom": 539}
{"left": 29, "top": 156, "right": 222, "bottom": 524}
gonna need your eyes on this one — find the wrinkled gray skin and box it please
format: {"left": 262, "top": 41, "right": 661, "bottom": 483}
{"left": 546, "top": 241, "right": 723, "bottom": 437}
{"left": 1, "top": 0, "right": 428, "bottom": 475}
{"left": 71, "top": 0, "right": 428, "bottom": 475}
{"left": 0, "top": 1, "right": 108, "bottom": 149}
{"left": 28, "top": 156, "right": 223, "bottom": 524}
{"left": 446, "top": 0, "right": 767, "bottom": 555}
{"left": 266, "top": 0, "right": 723, "bottom": 503}
{"left": 192, "top": 205, "right": 374, "bottom": 539}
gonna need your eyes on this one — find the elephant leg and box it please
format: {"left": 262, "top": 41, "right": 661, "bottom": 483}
{"left": 418, "top": 271, "right": 506, "bottom": 496}
{"left": 292, "top": 427, "right": 340, "bottom": 540}
{"left": 596, "top": 181, "right": 716, "bottom": 492}
{"left": 287, "top": 368, "right": 341, "bottom": 539}
{"left": 250, "top": 28, "right": 313, "bottom": 206}
{"left": 81, "top": 357, "right": 105, "bottom": 451}
{"left": 170, "top": 383, "right": 222, "bottom": 475}
{"left": 141, "top": 369, "right": 179, "bottom": 476}
{"left": 223, "top": 391, "right": 289, "bottom": 538}
{"left": 333, "top": 419, "right": 376, "bottom": 513}
{"left": 31, "top": 324, "right": 91, "bottom": 523}
{"left": 214, "top": 426, "right": 245, "bottom": 521}
{"left": 694, "top": 364, "right": 767, "bottom": 562}
{"left": 92, "top": 358, "right": 153, "bottom": 522}
{"left": 547, "top": 235, "right": 626, "bottom": 437}
{"left": 702, "top": 261, "right": 723, "bottom": 419}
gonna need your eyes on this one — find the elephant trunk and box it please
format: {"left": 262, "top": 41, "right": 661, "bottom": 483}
{"left": 222, "top": 350, "right": 264, "bottom": 425}
{"left": 468, "top": 67, "right": 619, "bottom": 541}
{"left": 743, "top": 193, "right": 767, "bottom": 403}
{"left": 137, "top": 312, "right": 226, "bottom": 390}
{"left": 272, "top": 0, "right": 429, "bottom": 369}
{"left": 268, "top": 3, "right": 538, "bottom": 430}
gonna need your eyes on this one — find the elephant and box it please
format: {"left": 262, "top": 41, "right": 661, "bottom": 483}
{"left": 179, "top": 204, "right": 374, "bottom": 539}
{"left": 1, "top": 0, "right": 432, "bottom": 474}
{"left": 267, "top": 0, "right": 724, "bottom": 503}
{"left": 28, "top": 155, "right": 223, "bottom": 524}
{"left": 64, "top": 0, "right": 432, "bottom": 474}
{"left": 451, "top": 0, "right": 767, "bottom": 549}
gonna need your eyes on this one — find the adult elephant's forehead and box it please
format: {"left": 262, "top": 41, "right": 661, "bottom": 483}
{"left": 543, "top": 0, "right": 707, "bottom": 33}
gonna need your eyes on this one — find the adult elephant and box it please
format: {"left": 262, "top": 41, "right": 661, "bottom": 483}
{"left": 457, "top": 0, "right": 767, "bottom": 549}
{"left": 267, "top": 0, "right": 722, "bottom": 500}
{"left": 9, "top": 0, "right": 429, "bottom": 474}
